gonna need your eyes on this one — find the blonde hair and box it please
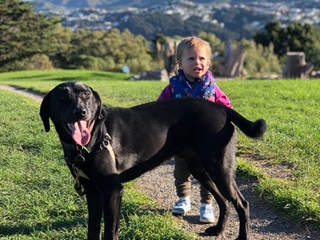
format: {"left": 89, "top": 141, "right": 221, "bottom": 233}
{"left": 176, "top": 36, "right": 212, "bottom": 66}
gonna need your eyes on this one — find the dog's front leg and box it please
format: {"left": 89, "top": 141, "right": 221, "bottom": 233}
{"left": 83, "top": 181, "right": 103, "bottom": 240}
{"left": 101, "top": 175, "right": 124, "bottom": 240}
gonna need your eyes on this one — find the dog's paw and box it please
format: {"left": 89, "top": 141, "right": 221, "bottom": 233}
{"left": 205, "top": 226, "right": 222, "bottom": 236}
{"left": 235, "top": 237, "right": 248, "bottom": 240}
{"left": 235, "top": 235, "right": 249, "bottom": 240}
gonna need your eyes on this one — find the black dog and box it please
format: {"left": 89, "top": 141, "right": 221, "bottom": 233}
{"left": 40, "top": 82, "right": 266, "bottom": 240}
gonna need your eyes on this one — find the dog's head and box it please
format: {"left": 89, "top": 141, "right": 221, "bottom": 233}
{"left": 40, "top": 82, "right": 103, "bottom": 146}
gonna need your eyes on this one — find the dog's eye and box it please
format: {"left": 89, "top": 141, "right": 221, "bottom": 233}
{"left": 60, "top": 88, "right": 70, "bottom": 100}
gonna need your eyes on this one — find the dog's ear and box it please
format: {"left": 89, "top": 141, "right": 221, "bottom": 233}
{"left": 39, "top": 91, "right": 52, "bottom": 132}
{"left": 91, "top": 88, "right": 104, "bottom": 119}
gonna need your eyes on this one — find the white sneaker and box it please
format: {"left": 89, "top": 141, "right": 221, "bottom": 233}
{"left": 200, "top": 204, "right": 215, "bottom": 223}
{"left": 172, "top": 197, "right": 191, "bottom": 215}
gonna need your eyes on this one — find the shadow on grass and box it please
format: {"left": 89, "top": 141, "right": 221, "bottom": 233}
{"left": 0, "top": 217, "right": 87, "bottom": 236}
{"left": 5, "top": 71, "right": 131, "bottom": 82}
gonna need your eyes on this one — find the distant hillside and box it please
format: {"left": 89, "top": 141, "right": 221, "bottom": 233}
{"left": 34, "top": 0, "right": 112, "bottom": 10}
{"left": 33, "top": 0, "right": 166, "bottom": 10}
{"left": 34, "top": 0, "right": 217, "bottom": 10}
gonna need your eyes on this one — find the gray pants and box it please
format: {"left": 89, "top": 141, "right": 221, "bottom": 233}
{"left": 174, "top": 156, "right": 213, "bottom": 204}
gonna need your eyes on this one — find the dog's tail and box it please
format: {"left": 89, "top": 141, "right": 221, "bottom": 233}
{"left": 226, "top": 107, "right": 266, "bottom": 139}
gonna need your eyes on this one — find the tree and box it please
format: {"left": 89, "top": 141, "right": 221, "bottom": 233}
{"left": 0, "top": 0, "right": 60, "bottom": 70}
{"left": 253, "top": 21, "right": 320, "bottom": 68}
{"left": 67, "top": 28, "right": 154, "bottom": 73}
{"left": 49, "top": 23, "right": 73, "bottom": 69}
{"left": 254, "top": 21, "right": 285, "bottom": 56}
{"left": 242, "top": 39, "right": 281, "bottom": 77}
{"left": 198, "top": 31, "right": 224, "bottom": 54}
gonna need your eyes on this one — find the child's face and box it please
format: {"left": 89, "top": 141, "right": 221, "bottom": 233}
{"left": 178, "top": 46, "right": 210, "bottom": 82}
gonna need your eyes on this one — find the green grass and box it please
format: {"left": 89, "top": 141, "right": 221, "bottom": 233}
{"left": 226, "top": 79, "right": 320, "bottom": 224}
{"left": 0, "top": 70, "right": 320, "bottom": 238}
{"left": 0, "top": 70, "right": 164, "bottom": 107}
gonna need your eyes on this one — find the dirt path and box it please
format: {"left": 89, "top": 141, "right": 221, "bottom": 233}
{"left": 0, "top": 85, "right": 44, "bottom": 103}
{"left": 1, "top": 84, "right": 319, "bottom": 239}
{"left": 137, "top": 160, "right": 318, "bottom": 239}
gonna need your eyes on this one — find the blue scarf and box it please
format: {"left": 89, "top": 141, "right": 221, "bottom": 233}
{"left": 170, "top": 69, "right": 216, "bottom": 100}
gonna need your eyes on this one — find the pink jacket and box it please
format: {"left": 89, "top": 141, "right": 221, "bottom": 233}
{"left": 157, "top": 84, "right": 233, "bottom": 109}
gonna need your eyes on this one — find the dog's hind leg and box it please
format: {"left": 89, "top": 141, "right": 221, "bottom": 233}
{"left": 206, "top": 161, "right": 249, "bottom": 240}
{"left": 200, "top": 178, "right": 231, "bottom": 237}
{"left": 184, "top": 158, "right": 231, "bottom": 238}
{"left": 212, "top": 172, "right": 249, "bottom": 240}
{"left": 191, "top": 162, "right": 249, "bottom": 240}
{"left": 211, "top": 134, "right": 250, "bottom": 240}
{"left": 231, "top": 180, "right": 250, "bottom": 240}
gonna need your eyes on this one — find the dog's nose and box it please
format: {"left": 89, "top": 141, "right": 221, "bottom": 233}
{"left": 74, "top": 107, "right": 87, "bottom": 117}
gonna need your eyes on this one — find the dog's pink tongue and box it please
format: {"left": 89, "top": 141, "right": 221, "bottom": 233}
{"left": 72, "top": 121, "right": 91, "bottom": 146}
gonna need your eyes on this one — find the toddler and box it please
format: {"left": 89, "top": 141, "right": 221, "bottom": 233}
{"left": 158, "top": 36, "right": 232, "bottom": 223}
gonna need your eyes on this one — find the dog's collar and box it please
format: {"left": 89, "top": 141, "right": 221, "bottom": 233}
{"left": 61, "top": 140, "right": 91, "bottom": 153}
{"left": 61, "top": 140, "right": 79, "bottom": 151}
{"left": 62, "top": 132, "right": 116, "bottom": 196}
